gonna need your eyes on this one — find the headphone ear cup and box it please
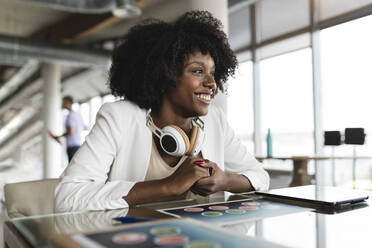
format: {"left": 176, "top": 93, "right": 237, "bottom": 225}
{"left": 160, "top": 125, "right": 190, "bottom": 156}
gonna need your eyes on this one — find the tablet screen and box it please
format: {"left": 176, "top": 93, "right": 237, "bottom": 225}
{"left": 257, "top": 185, "right": 368, "bottom": 205}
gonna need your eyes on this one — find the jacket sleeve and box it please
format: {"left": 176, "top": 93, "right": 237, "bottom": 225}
{"left": 55, "top": 103, "right": 136, "bottom": 212}
{"left": 218, "top": 108, "right": 270, "bottom": 191}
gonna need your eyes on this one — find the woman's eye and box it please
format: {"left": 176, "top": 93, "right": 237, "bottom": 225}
{"left": 192, "top": 69, "right": 203, "bottom": 74}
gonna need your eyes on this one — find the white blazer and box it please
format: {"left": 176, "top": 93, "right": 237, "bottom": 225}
{"left": 55, "top": 101, "right": 269, "bottom": 212}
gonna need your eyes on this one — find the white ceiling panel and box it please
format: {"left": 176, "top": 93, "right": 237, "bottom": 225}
{"left": 259, "top": 0, "right": 310, "bottom": 41}
{"left": 229, "top": 5, "right": 252, "bottom": 51}
{"left": 319, "top": 0, "right": 372, "bottom": 21}
{"left": 0, "top": 0, "right": 68, "bottom": 37}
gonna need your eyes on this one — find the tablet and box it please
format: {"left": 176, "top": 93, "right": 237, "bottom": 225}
{"left": 255, "top": 185, "right": 369, "bottom": 211}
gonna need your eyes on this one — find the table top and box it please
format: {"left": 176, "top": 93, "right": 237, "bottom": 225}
{"left": 6, "top": 191, "right": 372, "bottom": 248}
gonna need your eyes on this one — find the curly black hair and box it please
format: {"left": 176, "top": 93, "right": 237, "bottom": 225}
{"left": 109, "top": 10, "right": 237, "bottom": 110}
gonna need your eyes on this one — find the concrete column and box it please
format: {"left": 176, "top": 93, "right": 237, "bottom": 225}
{"left": 185, "top": 0, "right": 229, "bottom": 113}
{"left": 12, "top": 146, "right": 23, "bottom": 166}
{"left": 42, "top": 63, "right": 62, "bottom": 178}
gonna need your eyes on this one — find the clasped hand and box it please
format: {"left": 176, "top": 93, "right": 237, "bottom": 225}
{"left": 191, "top": 159, "right": 228, "bottom": 196}
{"left": 167, "top": 157, "right": 227, "bottom": 197}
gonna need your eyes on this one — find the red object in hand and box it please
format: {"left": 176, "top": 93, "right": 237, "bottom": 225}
{"left": 194, "top": 160, "right": 205, "bottom": 165}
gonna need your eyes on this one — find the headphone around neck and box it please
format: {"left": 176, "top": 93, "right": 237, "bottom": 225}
{"left": 146, "top": 114, "right": 205, "bottom": 157}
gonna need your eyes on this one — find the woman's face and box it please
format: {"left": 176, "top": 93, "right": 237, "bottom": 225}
{"left": 165, "top": 51, "right": 217, "bottom": 117}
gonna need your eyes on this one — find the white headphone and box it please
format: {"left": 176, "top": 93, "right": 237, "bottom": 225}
{"left": 146, "top": 114, "right": 205, "bottom": 157}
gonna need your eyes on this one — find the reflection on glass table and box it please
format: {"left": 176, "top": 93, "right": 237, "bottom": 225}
{"left": 4, "top": 191, "right": 372, "bottom": 248}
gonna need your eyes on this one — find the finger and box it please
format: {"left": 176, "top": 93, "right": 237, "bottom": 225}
{"left": 193, "top": 160, "right": 209, "bottom": 168}
{"left": 190, "top": 187, "right": 210, "bottom": 196}
{"left": 195, "top": 167, "right": 210, "bottom": 178}
{"left": 197, "top": 160, "right": 216, "bottom": 169}
{"left": 194, "top": 164, "right": 212, "bottom": 177}
{"left": 194, "top": 183, "right": 215, "bottom": 194}
{"left": 193, "top": 159, "right": 205, "bottom": 164}
{"left": 197, "top": 191, "right": 210, "bottom": 197}
{"left": 196, "top": 166, "right": 211, "bottom": 180}
{"left": 190, "top": 188, "right": 199, "bottom": 195}
{"left": 187, "top": 158, "right": 206, "bottom": 168}
{"left": 192, "top": 191, "right": 208, "bottom": 197}
{"left": 194, "top": 162, "right": 213, "bottom": 172}
{"left": 195, "top": 176, "right": 214, "bottom": 186}
{"left": 190, "top": 157, "right": 206, "bottom": 163}
{"left": 196, "top": 187, "right": 212, "bottom": 196}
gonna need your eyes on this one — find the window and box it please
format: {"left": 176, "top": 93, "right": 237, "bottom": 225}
{"left": 260, "top": 48, "right": 314, "bottom": 169}
{"left": 227, "top": 61, "right": 254, "bottom": 154}
{"left": 320, "top": 15, "right": 372, "bottom": 188}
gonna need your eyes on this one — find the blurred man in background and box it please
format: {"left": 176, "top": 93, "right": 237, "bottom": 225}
{"left": 49, "top": 96, "right": 85, "bottom": 162}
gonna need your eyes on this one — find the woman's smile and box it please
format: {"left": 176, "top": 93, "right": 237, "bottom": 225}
{"left": 163, "top": 51, "right": 217, "bottom": 117}
{"left": 194, "top": 91, "right": 213, "bottom": 104}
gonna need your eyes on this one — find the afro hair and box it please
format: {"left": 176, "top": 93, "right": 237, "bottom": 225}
{"left": 109, "top": 10, "right": 237, "bottom": 110}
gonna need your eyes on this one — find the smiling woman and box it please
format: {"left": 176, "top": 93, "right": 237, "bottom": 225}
{"left": 164, "top": 52, "right": 217, "bottom": 117}
{"left": 55, "top": 10, "right": 269, "bottom": 212}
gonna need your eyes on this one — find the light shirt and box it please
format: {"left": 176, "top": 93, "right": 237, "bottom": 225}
{"left": 65, "top": 110, "right": 84, "bottom": 147}
{"left": 145, "top": 138, "right": 186, "bottom": 180}
{"left": 145, "top": 138, "right": 203, "bottom": 199}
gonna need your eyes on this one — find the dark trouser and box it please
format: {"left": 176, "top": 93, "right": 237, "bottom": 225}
{"left": 67, "top": 146, "right": 80, "bottom": 162}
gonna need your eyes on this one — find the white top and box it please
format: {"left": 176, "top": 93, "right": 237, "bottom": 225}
{"left": 145, "top": 138, "right": 200, "bottom": 200}
{"left": 55, "top": 101, "right": 269, "bottom": 212}
{"left": 145, "top": 138, "right": 187, "bottom": 181}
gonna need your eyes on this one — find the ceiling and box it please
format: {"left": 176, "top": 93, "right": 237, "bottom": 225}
{"left": 0, "top": 0, "right": 166, "bottom": 161}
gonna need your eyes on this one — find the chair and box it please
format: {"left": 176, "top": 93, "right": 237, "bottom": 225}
{"left": 4, "top": 178, "right": 60, "bottom": 218}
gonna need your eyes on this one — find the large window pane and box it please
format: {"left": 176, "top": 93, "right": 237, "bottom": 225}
{"left": 227, "top": 61, "right": 254, "bottom": 154}
{"left": 260, "top": 48, "right": 314, "bottom": 169}
{"left": 321, "top": 15, "right": 372, "bottom": 189}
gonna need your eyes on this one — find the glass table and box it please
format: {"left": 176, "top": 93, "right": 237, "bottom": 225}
{"left": 4, "top": 192, "right": 372, "bottom": 248}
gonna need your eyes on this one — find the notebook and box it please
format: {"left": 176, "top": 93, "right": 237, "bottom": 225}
{"left": 255, "top": 185, "right": 369, "bottom": 211}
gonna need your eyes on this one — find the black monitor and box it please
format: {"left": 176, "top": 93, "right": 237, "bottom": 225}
{"left": 324, "top": 131, "right": 341, "bottom": 146}
{"left": 345, "top": 128, "right": 365, "bottom": 145}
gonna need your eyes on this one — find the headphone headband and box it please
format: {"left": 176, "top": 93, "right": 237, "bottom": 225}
{"left": 146, "top": 114, "right": 204, "bottom": 133}
{"left": 192, "top": 117, "right": 205, "bottom": 130}
{"left": 146, "top": 114, "right": 163, "bottom": 138}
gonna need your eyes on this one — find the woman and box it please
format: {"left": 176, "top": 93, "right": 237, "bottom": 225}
{"left": 55, "top": 11, "right": 269, "bottom": 212}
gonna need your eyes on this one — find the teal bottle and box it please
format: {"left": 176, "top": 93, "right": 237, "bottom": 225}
{"left": 266, "top": 128, "right": 273, "bottom": 158}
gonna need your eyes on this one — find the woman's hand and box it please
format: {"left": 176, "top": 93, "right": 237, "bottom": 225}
{"left": 190, "top": 160, "right": 229, "bottom": 196}
{"left": 191, "top": 159, "right": 254, "bottom": 196}
{"left": 165, "top": 157, "right": 210, "bottom": 196}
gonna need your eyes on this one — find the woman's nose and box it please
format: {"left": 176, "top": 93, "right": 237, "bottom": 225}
{"left": 204, "top": 74, "right": 216, "bottom": 91}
